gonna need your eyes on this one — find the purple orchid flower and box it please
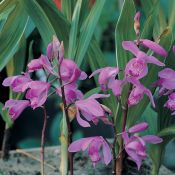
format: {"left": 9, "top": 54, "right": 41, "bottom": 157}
{"left": 89, "top": 67, "right": 119, "bottom": 91}
{"left": 128, "top": 80, "right": 155, "bottom": 107}
{"left": 60, "top": 59, "right": 87, "bottom": 83}
{"left": 122, "top": 132, "right": 162, "bottom": 169}
{"left": 2, "top": 73, "right": 31, "bottom": 93}
{"left": 4, "top": 99, "right": 30, "bottom": 120}
{"left": 27, "top": 55, "right": 57, "bottom": 76}
{"left": 157, "top": 68, "right": 175, "bottom": 92}
{"left": 75, "top": 94, "right": 111, "bottom": 127}
{"left": 68, "top": 136, "right": 112, "bottom": 167}
{"left": 25, "top": 81, "right": 50, "bottom": 109}
{"left": 164, "top": 92, "right": 175, "bottom": 115}
{"left": 108, "top": 79, "right": 126, "bottom": 97}
{"left": 56, "top": 83, "right": 83, "bottom": 105}
{"left": 123, "top": 41, "right": 165, "bottom": 80}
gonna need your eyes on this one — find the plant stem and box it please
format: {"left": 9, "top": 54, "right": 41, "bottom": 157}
{"left": 1, "top": 124, "right": 12, "bottom": 160}
{"left": 116, "top": 103, "right": 128, "bottom": 175}
{"left": 41, "top": 105, "right": 48, "bottom": 175}
{"left": 116, "top": 87, "right": 131, "bottom": 175}
{"left": 58, "top": 77, "right": 73, "bottom": 175}
{"left": 112, "top": 125, "right": 117, "bottom": 175}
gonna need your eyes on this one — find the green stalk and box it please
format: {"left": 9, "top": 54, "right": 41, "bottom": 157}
{"left": 59, "top": 112, "right": 68, "bottom": 175}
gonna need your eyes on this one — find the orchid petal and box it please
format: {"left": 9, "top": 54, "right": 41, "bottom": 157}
{"left": 142, "top": 135, "right": 163, "bottom": 144}
{"left": 76, "top": 109, "right": 90, "bottom": 127}
{"left": 140, "top": 39, "right": 167, "bottom": 57}
{"left": 145, "top": 55, "right": 165, "bottom": 66}
{"left": 102, "top": 140, "right": 112, "bottom": 165}
{"left": 144, "top": 88, "right": 155, "bottom": 108}
{"left": 128, "top": 122, "right": 148, "bottom": 133}
{"left": 122, "top": 41, "right": 139, "bottom": 56}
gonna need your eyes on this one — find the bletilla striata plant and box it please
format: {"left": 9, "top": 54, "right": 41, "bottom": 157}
{"left": 3, "top": 11, "right": 172, "bottom": 175}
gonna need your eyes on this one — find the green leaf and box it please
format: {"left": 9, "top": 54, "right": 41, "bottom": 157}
{"left": 6, "top": 36, "right": 26, "bottom": 76}
{"left": 68, "top": 0, "right": 82, "bottom": 58}
{"left": 61, "top": 0, "right": 74, "bottom": 21}
{"left": 76, "top": 0, "right": 106, "bottom": 66}
{"left": 168, "top": 0, "right": 175, "bottom": 38}
{"left": 37, "top": 0, "right": 70, "bottom": 54}
{"left": 115, "top": 0, "right": 136, "bottom": 79}
{"left": 0, "top": 0, "right": 28, "bottom": 71}
{"left": 0, "top": 102, "right": 13, "bottom": 128}
{"left": 158, "top": 126, "right": 175, "bottom": 137}
{"left": 84, "top": 87, "right": 101, "bottom": 98}
{"left": 21, "top": 0, "right": 56, "bottom": 47}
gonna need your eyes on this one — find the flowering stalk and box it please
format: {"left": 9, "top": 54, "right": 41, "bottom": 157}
{"left": 40, "top": 105, "right": 48, "bottom": 175}
{"left": 116, "top": 88, "right": 130, "bottom": 175}
{"left": 58, "top": 72, "right": 73, "bottom": 175}
{"left": 1, "top": 124, "right": 12, "bottom": 160}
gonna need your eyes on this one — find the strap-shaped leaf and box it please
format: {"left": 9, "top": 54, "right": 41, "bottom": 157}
{"left": 68, "top": 0, "right": 82, "bottom": 58}
{"left": 76, "top": 0, "right": 106, "bottom": 66}
{"left": 21, "top": 0, "right": 56, "bottom": 47}
{"left": 115, "top": 0, "right": 136, "bottom": 79}
{"left": 37, "top": 0, "right": 70, "bottom": 54}
{"left": 158, "top": 126, "right": 175, "bottom": 137}
{"left": 0, "top": 0, "right": 28, "bottom": 71}
{"left": 61, "top": 0, "right": 74, "bottom": 21}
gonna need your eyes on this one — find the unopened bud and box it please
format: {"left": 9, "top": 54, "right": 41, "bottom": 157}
{"left": 134, "top": 12, "right": 141, "bottom": 37}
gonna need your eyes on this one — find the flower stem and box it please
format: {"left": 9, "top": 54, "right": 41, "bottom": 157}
{"left": 116, "top": 86, "right": 131, "bottom": 175}
{"left": 58, "top": 77, "right": 73, "bottom": 175}
{"left": 41, "top": 105, "right": 48, "bottom": 175}
{"left": 1, "top": 124, "right": 12, "bottom": 160}
{"left": 112, "top": 125, "right": 117, "bottom": 175}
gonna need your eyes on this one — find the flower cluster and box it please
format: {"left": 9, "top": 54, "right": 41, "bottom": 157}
{"left": 90, "top": 12, "right": 167, "bottom": 108}
{"left": 2, "top": 11, "right": 166, "bottom": 171}
{"left": 122, "top": 122, "right": 162, "bottom": 169}
{"left": 155, "top": 46, "right": 175, "bottom": 115}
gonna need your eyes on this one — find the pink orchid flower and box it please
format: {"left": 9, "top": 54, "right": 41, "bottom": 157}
{"left": 164, "top": 92, "right": 175, "bottom": 115}
{"left": 27, "top": 55, "right": 57, "bottom": 76}
{"left": 128, "top": 80, "right": 155, "bottom": 107}
{"left": 4, "top": 99, "right": 30, "bottom": 120}
{"left": 123, "top": 41, "right": 165, "bottom": 80}
{"left": 157, "top": 68, "right": 175, "bottom": 92}
{"left": 108, "top": 79, "right": 126, "bottom": 96}
{"left": 89, "top": 67, "right": 119, "bottom": 91}
{"left": 56, "top": 83, "right": 83, "bottom": 105}
{"left": 60, "top": 59, "right": 87, "bottom": 83}
{"left": 25, "top": 81, "right": 50, "bottom": 109}
{"left": 2, "top": 73, "right": 31, "bottom": 93}
{"left": 122, "top": 132, "right": 162, "bottom": 169}
{"left": 75, "top": 94, "right": 111, "bottom": 127}
{"left": 68, "top": 136, "right": 112, "bottom": 167}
